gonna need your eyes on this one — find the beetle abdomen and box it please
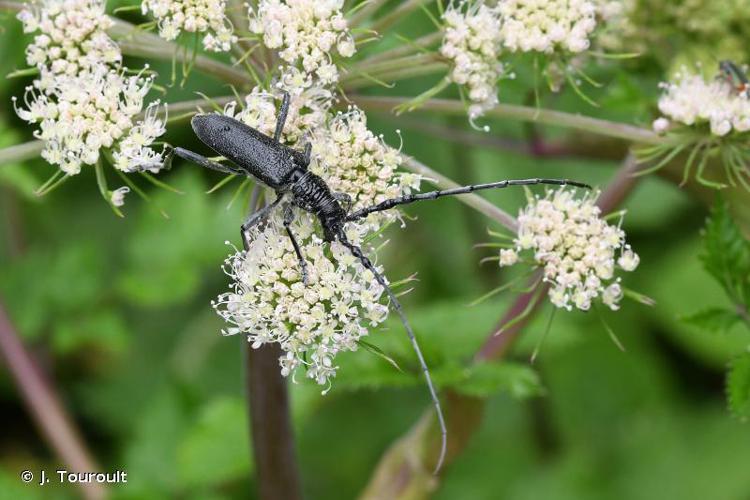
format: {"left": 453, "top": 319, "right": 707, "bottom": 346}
{"left": 191, "top": 114, "right": 304, "bottom": 188}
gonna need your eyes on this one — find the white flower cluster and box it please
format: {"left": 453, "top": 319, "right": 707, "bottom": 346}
{"left": 499, "top": 188, "right": 639, "bottom": 311}
{"left": 655, "top": 69, "right": 750, "bottom": 137}
{"left": 498, "top": 0, "right": 597, "bottom": 54}
{"left": 141, "top": 0, "right": 236, "bottom": 52}
{"left": 223, "top": 84, "right": 331, "bottom": 145}
{"left": 15, "top": 0, "right": 166, "bottom": 175}
{"left": 214, "top": 220, "right": 388, "bottom": 388}
{"left": 441, "top": 3, "right": 504, "bottom": 121}
{"left": 249, "top": 0, "right": 356, "bottom": 85}
{"left": 14, "top": 67, "right": 165, "bottom": 175}
{"left": 594, "top": 0, "right": 638, "bottom": 52}
{"left": 17, "top": 0, "right": 120, "bottom": 76}
{"left": 312, "top": 107, "right": 421, "bottom": 225}
{"left": 213, "top": 85, "right": 416, "bottom": 387}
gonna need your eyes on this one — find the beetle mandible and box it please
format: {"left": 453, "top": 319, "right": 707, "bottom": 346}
{"left": 170, "top": 92, "right": 591, "bottom": 473}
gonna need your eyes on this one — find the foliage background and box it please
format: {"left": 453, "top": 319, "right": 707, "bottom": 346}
{"left": 1, "top": 1, "right": 750, "bottom": 498}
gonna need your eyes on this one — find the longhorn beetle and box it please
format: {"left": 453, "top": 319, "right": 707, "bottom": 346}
{"left": 171, "top": 92, "right": 591, "bottom": 473}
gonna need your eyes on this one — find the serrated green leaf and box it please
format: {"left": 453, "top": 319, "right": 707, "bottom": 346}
{"left": 449, "top": 361, "right": 544, "bottom": 399}
{"left": 682, "top": 307, "right": 742, "bottom": 334}
{"left": 701, "top": 198, "right": 750, "bottom": 306}
{"left": 727, "top": 353, "right": 750, "bottom": 420}
{"left": 177, "top": 397, "right": 252, "bottom": 488}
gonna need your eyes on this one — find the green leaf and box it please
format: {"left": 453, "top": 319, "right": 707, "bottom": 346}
{"left": 117, "top": 170, "right": 244, "bottom": 307}
{"left": 177, "top": 397, "right": 252, "bottom": 488}
{"left": 449, "top": 361, "right": 544, "bottom": 399}
{"left": 121, "top": 387, "right": 189, "bottom": 497}
{"left": 682, "top": 308, "right": 742, "bottom": 335}
{"left": 52, "top": 310, "right": 129, "bottom": 354}
{"left": 727, "top": 352, "right": 750, "bottom": 420}
{"left": 700, "top": 197, "right": 750, "bottom": 306}
{"left": 0, "top": 242, "right": 107, "bottom": 341}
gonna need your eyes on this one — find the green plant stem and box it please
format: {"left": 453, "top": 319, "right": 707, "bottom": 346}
{"left": 359, "top": 153, "right": 642, "bottom": 499}
{"left": 0, "top": 301, "right": 106, "bottom": 500}
{"left": 368, "top": 0, "right": 429, "bottom": 35}
{"left": 347, "top": 52, "right": 442, "bottom": 79}
{"left": 360, "top": 32, "right": 442, "bottom": 65}
{"left": 403, "top": 157, "right": 517, "bottom": 231}
{"left": 351, "top": 96, "right": 662, "bottom": 145}
{"left": 0, "top": 141, "right": 44, "bottom": 166}
{"left": 348, "top": 0, "right": 391, "bottom": 28}
{"left": 109, "top": 21, "right": 250, "bottom": 88}
{"left": 343, "top": 62, "right": 449, "bottom": 90}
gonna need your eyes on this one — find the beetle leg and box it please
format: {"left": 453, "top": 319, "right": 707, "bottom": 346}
{"left": 274, "top": 91, "right": 291, "bottom": 142}
{"left": 302, "top": 142, "right": 312, "bottom": 167}
{"left": 282, "top": 204, "right": 310, "bottom": 285}
{"left": 174, "top": 147, "right": 245, "bottom": 175}
{"left": 126, "top": 145, "right": 175, "bottom": 172}
{"left": 241, "top": 194, "right": 284, "bottom": 248}
{"left": 333, "top": 192, "right": 352, "bottom": 212}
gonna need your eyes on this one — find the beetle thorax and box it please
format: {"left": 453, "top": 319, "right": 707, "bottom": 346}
{"left": 290, "top": 171, "right": 346, "bottom": 241}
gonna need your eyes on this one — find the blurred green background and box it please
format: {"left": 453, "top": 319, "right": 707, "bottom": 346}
{"left": 1, "top": 1, "right": 750, "bottom": 499}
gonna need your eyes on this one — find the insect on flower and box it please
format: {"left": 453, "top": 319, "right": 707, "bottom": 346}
{"left": 719, "top": 60, "right": 749, "bottom": 97}
{"left": 170, "top": 92, "right": 591, "bottom": 473}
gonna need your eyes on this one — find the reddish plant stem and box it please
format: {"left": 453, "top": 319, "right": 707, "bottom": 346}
{"left": 242, "top": 188, "right": 303, "bottom": 500}
{"left": 476, "top": 152, "right": 640, "bottom": 362}
{"left": 360, "top": 153, "right": 643, "bottom": 499}
{"left": 0, "top": 302, "right": 106, "bottom": 500}
{"left": 245, "top": 343, "right": 303, "bottom": 500}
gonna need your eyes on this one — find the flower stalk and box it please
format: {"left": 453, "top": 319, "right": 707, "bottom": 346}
{"left": 352, "top": 96, "right": 662, "bottom": 145}
{"left": 0, "top": 301, "right": 106, "bottom": 500}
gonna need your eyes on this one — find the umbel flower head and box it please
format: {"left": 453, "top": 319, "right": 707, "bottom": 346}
{"left": 141, "top": 0, "right": 237, "bottom": 51}
{"left": 249, "top": 0, "right": 356, "bottom": 85}
{"left": 13, "top": 65, "right": 166, "bottom": 175}
{"left": 440, "top": 1, "right": 504, "bottom": 122}
{"left": 499, "top": 188, "right": 639, "bottom": 311}
{"left": 311, "top": 107, "right": 421, "bottom": 226}
{"left": 213, "top": 84, "right": 417, "bottom": 387}
{"left": 655, "top": 67, "right": 750, "bottom": 137}
{"left": 18, "top": 0, "right": 120, "bottom": 76}
{"left": 15, "top": 0, "right": 167, "bottom": 177}
{"left": 213, "top": 217, "right": 388, "bottom": 388}
{"left": 223, "top": 82, "right": 332, "bottom": 146}
{"left": 498, "top": 0, "right": 598, "bottom": 54}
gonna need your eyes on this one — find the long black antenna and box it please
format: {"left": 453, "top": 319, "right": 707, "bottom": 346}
{"left": 347, "top": 178, "right": 591, "bottom": 222}
{"left": 338, "top": 235, "right": 447, "bottom": 474}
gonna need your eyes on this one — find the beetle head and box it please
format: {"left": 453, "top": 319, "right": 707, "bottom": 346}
{"left": 190, "top": 114, "right": 240, "bottom": 150}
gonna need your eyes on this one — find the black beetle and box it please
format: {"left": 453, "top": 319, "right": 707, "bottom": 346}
{"left": 170, "top": 92, "right": 590, "bottom": 472}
